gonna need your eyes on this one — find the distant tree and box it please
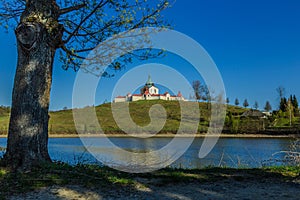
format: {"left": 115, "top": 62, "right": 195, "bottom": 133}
{"left": 280, "top": 97, "right": 288, "bottom": 112}
{"left": 192, "top": 81, "right": 212, "bottom": 106}
{"left": 292, "top": 95, "right": 299, "bottom": 115}
{"left": 277, "top": 86, "right": 286, "bottom": 100}
{"left": 279, "top": 95, "right": 299, "bottom": 115}
{"left": 63, "top": 106, "right": 68, "bottom": 110}
{"left": 253, "top": 101, "right": 259, "bottom": 110}
{"left": 277, "top": 86, "right": 286, "bottom": 111}
{"left": 264, "top": 101, "right": 272, "bottom": 112}
{"left": 192, "top": 80, "right": 202, "bottom": 101}
{"left": 234, "top": 98, "right": 239, "bottom": 106}
{"left": 287, "top": 98, "right": 294, "bottom": 126}
{"left": 243, "top": 99, "right": 249, "bottom": 108}
{"left": 201, "top": 85, "right": 212, "bottom": 109}
{"left": 226, "top": 98, "right": 230, "bottom": 104}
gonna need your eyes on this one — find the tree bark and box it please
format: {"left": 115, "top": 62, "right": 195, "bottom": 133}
{"left": 3, "top": 0, "right": 62, "bottom": 171}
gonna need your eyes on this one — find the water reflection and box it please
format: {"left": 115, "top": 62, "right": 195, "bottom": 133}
{"left": 0, "top": 137, "right": 294, "bottom": 168}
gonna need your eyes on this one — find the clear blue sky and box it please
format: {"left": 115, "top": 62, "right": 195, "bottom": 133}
{"left": 0, "top": 0, "right": 300, "bottom": 110}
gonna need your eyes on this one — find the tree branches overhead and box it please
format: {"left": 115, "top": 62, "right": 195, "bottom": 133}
{"left": 0, "top": 0, "right": 171, "bottom": 74}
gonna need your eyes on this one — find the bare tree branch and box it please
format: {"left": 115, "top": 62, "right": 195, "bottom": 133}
{"left": 59, "top": 3, "right": 86, "bottom": 15}
{"left": 63, "top": 0, "right": 108, "bottom": 44}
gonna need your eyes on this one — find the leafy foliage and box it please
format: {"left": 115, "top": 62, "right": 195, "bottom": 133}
{"left": 0, "top": 0, "right": 172, "bottom": 75}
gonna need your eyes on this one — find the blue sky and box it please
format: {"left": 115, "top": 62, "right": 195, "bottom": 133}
{"left": 0, "top": 0, "right": 300, "bottom": 110}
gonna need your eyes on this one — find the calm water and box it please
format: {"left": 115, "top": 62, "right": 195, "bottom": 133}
{"left": 0, "top": 137, "right": 293, "bottom": 168}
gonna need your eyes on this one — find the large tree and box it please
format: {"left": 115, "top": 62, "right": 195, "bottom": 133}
{"left": 0, "top": 0, "right": 170, "bottom": 170}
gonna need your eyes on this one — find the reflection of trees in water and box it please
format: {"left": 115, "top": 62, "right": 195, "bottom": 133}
{"left": 262, "top": 139, "right": 300, "bottom": 167}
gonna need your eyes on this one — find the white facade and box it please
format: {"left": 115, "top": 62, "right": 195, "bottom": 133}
{"left": 149, "top": 86, "right": 159, "bottom": 95}
{"left": 114, "top": 75, "right": 185, "bottom": 103}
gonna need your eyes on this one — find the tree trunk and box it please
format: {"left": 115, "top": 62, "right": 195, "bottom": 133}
{"left": 3, "top": 0, "right": 62, "bottom": 171}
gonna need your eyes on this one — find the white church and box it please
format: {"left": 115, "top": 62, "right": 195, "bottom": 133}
{"left": 114, "top": 75, "right": 185, "bottom": 103}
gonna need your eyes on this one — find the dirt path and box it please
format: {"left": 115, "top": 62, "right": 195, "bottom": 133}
{"left": 9, "top": 175, "right": 300, "bottom": 200}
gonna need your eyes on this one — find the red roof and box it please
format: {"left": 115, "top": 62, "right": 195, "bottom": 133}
{"left": 116, "top": 96, "right": 126, "bottom": 98}
{"left": 132, "top": 94, "right": 143, "bottom": 96}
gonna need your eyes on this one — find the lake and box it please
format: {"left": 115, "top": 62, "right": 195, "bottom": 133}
{"left": 0, "top": 137, "right": 294, "bottom": 169}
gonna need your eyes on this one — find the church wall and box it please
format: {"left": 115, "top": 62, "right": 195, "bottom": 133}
{"left": 132, "top": 96, "right": 143, "bottom": 101}
{"left": 114, "top": 97, "right": 127, "bottom": 103}
{"left": 146, "top": 96, "right": 160, "bottom": 100}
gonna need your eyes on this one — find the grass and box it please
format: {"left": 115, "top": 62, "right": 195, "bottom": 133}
{"left": 0, "top": 107, "right": 9, "bottom": 135}
{"left": 0, "top": 101, "right": 245, "bottom": 135}
{"left": 0, "top": 101, "right": 299, "bottom": 136}
{"left": 0, "top": 162, "right": 299, "bottom": 198}
{"left": 266, "top": 166, "right": 300, "bottom": 177}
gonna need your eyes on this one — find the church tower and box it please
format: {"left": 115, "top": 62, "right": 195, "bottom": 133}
{"left": 140, "top": 75, "right": 159, "bottom": 95}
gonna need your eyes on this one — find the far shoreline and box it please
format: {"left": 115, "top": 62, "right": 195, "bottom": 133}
{"left": 0, "top": 133, "right": 299, "bottom": 139}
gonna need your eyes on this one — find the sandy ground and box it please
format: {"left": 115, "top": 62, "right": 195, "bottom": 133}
{"left": 8, "top": 174, "right": 300, "bottom": 200}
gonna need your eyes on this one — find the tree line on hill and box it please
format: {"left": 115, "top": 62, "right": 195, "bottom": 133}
{"left": 229, "top": 98, "right": 273, "bottom": 112}
{"left": 192, "top": 81, "right": 300, "bottom": 133}
{"left": 193, "top": 81, "right": 299, "bottom": 113}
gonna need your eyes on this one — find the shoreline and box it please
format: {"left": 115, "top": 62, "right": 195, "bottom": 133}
{"left": 0, "top": 133, "right": 298, "bottom": 138}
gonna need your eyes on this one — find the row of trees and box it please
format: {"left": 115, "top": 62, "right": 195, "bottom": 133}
{"left": 192, "top": 80, "right": 273, "bottom": 111}
{"left": 229, "top": 98, "right": 272, "bottom": 111}
{"left": 193, "top": 81, "right": 299, "bottom": 114}
{"left": 276, "top": 86, "right": 299, "bottom": 119}
{"left": 279, "top": 95, "right": 299, "bottom": 114}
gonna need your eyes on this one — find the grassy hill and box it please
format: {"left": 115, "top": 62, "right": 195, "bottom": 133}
{"left": 0, "top": 100, "right": 299, "bottom": 135}
{"left": 0, "top": 101, "right": 245, "bottom": 135}
{"left": 50, "top": 100, "right": 217, "bottom": 135}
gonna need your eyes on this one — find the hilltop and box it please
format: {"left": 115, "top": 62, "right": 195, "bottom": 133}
{"left": 44, "top": 100, "right": 246, "bottom": 135}
{"left": 0, "top": 100, "right": 299, "bottom": 136}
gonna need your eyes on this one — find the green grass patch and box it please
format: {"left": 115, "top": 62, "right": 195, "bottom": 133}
{"left": 1, "top": 101, "right": 299, "bottom": 135}
{"left": 264, "top": 166, "right": 300, "bottom": 177}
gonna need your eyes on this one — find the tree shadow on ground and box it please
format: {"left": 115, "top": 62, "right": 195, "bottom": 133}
{"left": 0, "top": 163, "right": 300, "bottom": 200}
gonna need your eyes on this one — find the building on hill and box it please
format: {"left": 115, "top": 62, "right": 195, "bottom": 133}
{"left": 114, "top": 75, "right": 185, "bottom": 103}
{"left": 241, "top": 109, "right": 267, "bottom": 119}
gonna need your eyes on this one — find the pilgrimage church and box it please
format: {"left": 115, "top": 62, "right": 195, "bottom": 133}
{"left": 114, "top": 75, "right": 185, "bottom": 103}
